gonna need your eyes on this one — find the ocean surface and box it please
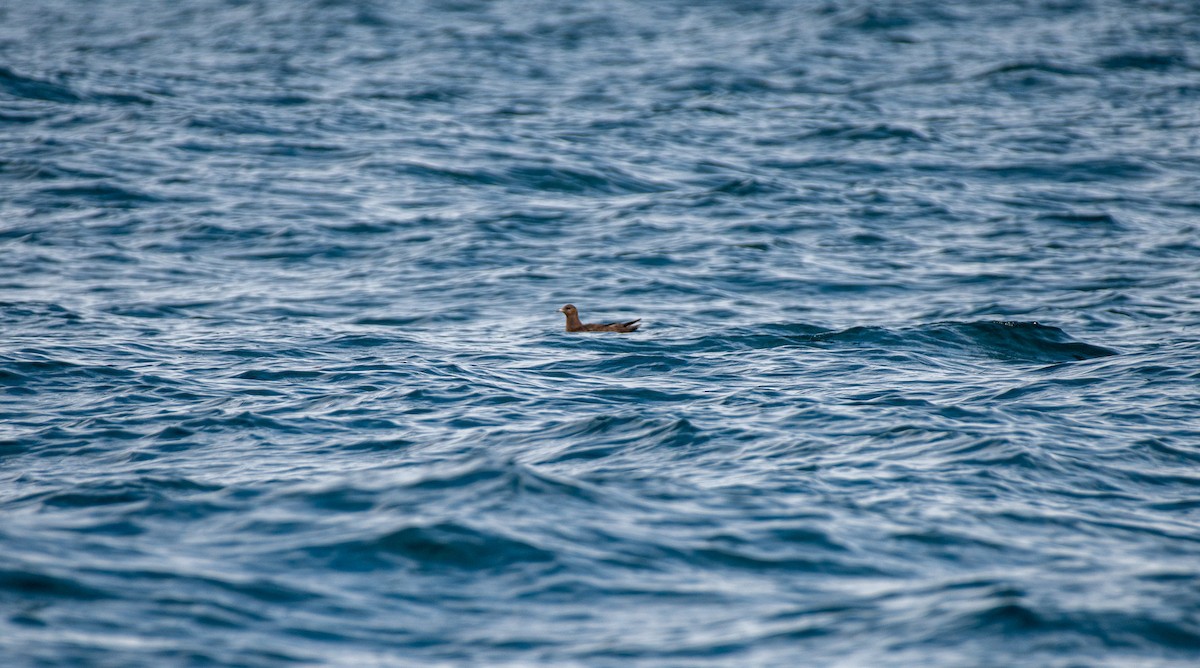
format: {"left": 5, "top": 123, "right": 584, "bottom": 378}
{"left": 2, "top": 0, "right": 1200, "bottom": 665}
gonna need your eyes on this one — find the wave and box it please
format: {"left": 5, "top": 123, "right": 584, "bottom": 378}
{"left": 678, "top": 321, "right": 1116, "bottom": 363}
{"left": 362, "top": 158, "right": 670, "bottom": 195}
{"left": 0, "top": 566, "right": 111, "bottom": 601}
{"left": 533, "top": 414, "right": 705, "bottom": 461}
{"left": 820, "top": 320, "right": 1119, "bottom": 363}
{"left": 296, "top": 520, "right": 557, "bottom": 572}
{"left": 0, "top": 66, "right": 82, "bottom": 103}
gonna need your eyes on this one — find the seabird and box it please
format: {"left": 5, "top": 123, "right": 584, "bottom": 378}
{"left": 558, "top": 304, "right": 641, "bottom": 333}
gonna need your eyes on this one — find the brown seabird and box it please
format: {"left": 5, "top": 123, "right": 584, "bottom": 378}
{"left": 558, "top": 304, "right": 641, "bottom": 333}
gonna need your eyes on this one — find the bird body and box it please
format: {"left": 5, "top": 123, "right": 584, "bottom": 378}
{"left": 558, "top": 304, "right": 641, "bottom": 333}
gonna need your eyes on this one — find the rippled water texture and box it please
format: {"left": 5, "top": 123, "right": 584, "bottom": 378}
{"left": 3, "top": 0, "right": 1200, "bottom": 665}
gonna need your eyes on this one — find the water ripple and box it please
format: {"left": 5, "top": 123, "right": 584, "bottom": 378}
{"left": 3, "top": 0, "right": 1200, "bottom": 666}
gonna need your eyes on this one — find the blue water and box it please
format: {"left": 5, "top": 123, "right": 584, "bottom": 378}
{"left": 3, "top": 0, "right": 1200, "bottom": 665}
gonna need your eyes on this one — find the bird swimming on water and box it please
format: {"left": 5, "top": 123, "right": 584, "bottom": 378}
{"left": 558, "top": 304, "right": 641, "bottom": 333}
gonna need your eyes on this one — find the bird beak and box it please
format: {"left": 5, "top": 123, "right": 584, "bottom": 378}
{"left": 557, "top": 307, "right": 566, "bottom": 313}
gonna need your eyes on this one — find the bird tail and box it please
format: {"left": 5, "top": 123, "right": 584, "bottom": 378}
{"left": 623, "top": 319, "right": 641, "bottom": 331}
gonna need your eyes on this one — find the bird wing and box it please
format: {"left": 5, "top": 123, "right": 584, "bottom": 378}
{"left": 606, "top": 319, "right": 640, "bottom": 332}
{"left": 576, "top": 318, "right": 642, "bottom": 332}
